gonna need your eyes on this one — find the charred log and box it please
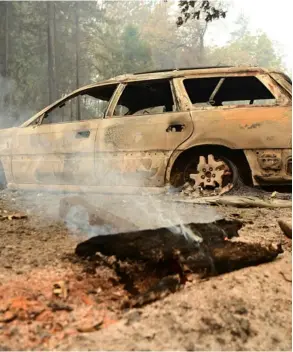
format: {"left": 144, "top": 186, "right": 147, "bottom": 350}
{"left": 75, "top": 218, "right": 282, "bottom": 276}
{"left": 75, "top": 219, "right": 242, "bottom": 261}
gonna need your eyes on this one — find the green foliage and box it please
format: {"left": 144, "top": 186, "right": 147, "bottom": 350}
{"left": 208, "top": 31, "right": 283, "bottom": 70}
{"left": 121, "top": 24, "right": 153, "bottom": 73}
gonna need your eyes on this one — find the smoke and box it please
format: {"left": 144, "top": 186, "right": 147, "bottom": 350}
{"left": 0, "top": 74, "right": 220, "bottom": 245}
{"left": 0, "top": 75, "right": 14, "bottom": 128}
{"left": 2, "top": 174, "right": 221, "bottom": 241}
{"left": 59, "top": 189, "right": 221, "bottom": 240}
{"left": 0, "top": 75, "right": 34, "bottom": 129}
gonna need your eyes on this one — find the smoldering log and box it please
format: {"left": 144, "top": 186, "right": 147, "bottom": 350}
{"left": 183, "top": 242, "right": 283, "bottom": 274}
{"left": 122, "top": 241, "right": 283, "bottom": 309}
{"left": 66, "top": 195, "right": 282, "bottom": 275}
{"left": 75, "top": 219, "right": 282, "bottom": 275}
{"left": 75, "top": 219, "right": 242, "bottom": 261}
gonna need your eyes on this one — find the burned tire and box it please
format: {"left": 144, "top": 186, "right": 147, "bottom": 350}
{"left": 0, "top": 162, "right": 7, "bottom": 190}
{"left": 183, "top": 153, "right": 240, "bottom": 193}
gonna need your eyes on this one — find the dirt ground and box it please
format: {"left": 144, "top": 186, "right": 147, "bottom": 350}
{"left": 0, "top": 189, "right": 291, "bottom": 351}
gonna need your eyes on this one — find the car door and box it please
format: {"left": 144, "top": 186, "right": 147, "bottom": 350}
{"left": 178, "top": 74, "right": 291, "bottom": 150}
{"left": 94, "top": 78, "right": 194, "bottom": 187}
{"left": 11, "top": 84, "right": 118, "bottom": 187}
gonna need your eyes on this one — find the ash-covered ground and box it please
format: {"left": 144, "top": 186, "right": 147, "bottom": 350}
{"left": 0, "top": 189, "right": 291, "bottom": 351}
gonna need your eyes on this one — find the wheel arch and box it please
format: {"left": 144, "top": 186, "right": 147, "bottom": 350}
{"left": 166, "top": 144, "right": 253, "bottom": 187}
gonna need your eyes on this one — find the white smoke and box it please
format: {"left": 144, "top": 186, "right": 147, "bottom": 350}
{"left": 0, "top": 75, "right": 34, "bottom": 129}
{"left": 0, "top": 76, "right": 221, "bottom": 244}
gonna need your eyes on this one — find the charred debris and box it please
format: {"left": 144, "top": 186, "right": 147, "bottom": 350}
{"left": 60, "top": 196, "right": 284, "bottom": 308}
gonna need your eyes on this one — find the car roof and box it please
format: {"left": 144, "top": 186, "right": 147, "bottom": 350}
{"left": 47, "top": 66, "right": 290, "bottom": 104}
{"left": 21, "top": 66, "right": 289, "bottom": 128}
{"left": 106, "top": 66, "right": 271, "bottom": 83}
{"left": 71, "top": 66, "right": 276, "bottom": 95}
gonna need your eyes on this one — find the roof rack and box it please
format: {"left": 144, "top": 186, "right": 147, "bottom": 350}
{"left": 133, "top": 66, "right": 234, "bottom": 75}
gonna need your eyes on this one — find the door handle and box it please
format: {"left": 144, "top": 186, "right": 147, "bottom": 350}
{"left": 76, "top": 130, "right": 90, "bottom": 138}
{"left": 166, "top": 124, "right": 185, "bottom": 132}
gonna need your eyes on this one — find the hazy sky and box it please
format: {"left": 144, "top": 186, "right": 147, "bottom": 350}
{"left": 206, "top": 0, "right": 292, "bottom": 71}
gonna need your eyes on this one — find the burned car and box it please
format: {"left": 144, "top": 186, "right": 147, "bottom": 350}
{"left": 0, "top": 66, "right": 291, "bottom": 193}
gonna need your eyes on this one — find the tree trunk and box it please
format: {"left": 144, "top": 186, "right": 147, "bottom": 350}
{"left": 0, "top": 2, "right": 9, "bottom": 78}
{"left": 53, "top": 2, "right": 60, "bottom": 99}
{"left": 0, "top": 2, "right": 10, "bottom": 113}
{"left": 198, "top": 22, "right": 207, "bottom": 64}
{"left": 75, "top": 2, "right": 81, "bottom": 120}
{"left": 47, "top": 1, "right": 57, "bottom": 104}
{"left": 4, "top": 2, "right": 9, "bottom": 78}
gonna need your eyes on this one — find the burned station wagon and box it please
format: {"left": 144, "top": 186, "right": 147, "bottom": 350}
{"left": 0, "top": 66, "right": 292, "bottom": 193}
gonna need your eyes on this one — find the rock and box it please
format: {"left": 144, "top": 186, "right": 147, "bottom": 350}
{"left": 77, "top": 319, "right": 103, "bottom": 333}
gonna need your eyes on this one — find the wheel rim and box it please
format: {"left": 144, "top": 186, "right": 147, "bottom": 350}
{"left": 184, "top": 154, "right": 234, "bottom": 190}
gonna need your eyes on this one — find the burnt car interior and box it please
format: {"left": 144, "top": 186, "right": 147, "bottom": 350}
{"left": 184, "top": 76, "right": 276, "bottom": 106}
{"left": 113, "top": 79, "right": 175, "bottom": 116}
{"left": 35, "top": 75, "right": 280, "bottom": 125}
{"left": 40, "top": 84, "right": 118, "bottom": 124}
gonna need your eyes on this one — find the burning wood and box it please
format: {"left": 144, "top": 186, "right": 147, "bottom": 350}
{"left": 75, "top": 219, "right": 242, "bottom": 261}
{"left": 60, "top": 195, "right": 283, "bottom": 308}
{"left": 75, "top": 222, "right": 283, "bottom": 308}
{"left": 75, "top": 220, "right": 282, "bottom": 270}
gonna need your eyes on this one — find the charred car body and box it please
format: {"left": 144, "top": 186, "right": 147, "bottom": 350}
{"left": 0, "top": 66, "right": 291, "bottom": 193}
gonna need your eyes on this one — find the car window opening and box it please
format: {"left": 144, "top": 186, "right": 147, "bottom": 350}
{"left": 113, "top": 79, "right": 175, "bottom": 117}
{"left": 41, "top": 84, "right": 117, "bottom": 124}
{"left": 184, "top": 76, "right": 277, "bottom": 107}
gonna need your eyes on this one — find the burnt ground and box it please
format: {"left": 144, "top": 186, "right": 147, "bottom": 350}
{"left": 0, "top": 188, "right": 291, "bottom": 351}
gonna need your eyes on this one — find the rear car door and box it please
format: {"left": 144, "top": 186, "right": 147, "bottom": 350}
{"left": 95, "top": 78, "right": 194, "bottom": 187}
{"left": 12, "top": 84, "right": 118, "bottom": 187}
{"left": 179, "top": 74, "right": 291, "bottom": 149}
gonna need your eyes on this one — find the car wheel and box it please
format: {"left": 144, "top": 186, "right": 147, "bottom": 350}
{"left": 183, "top": 153, "right": 239, "bottom": 194}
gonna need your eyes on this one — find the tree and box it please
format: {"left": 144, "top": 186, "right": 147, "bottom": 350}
{"left": 121, "top": 24, "right": 153, "bottom": 73}
{"left": 0, "top": 2, "right": 9, "bottom": 78}
{"left": 75, "top": 1, "right": 81, "bottom": 120}
{"left": 0, "top": 0, "right": 287, "bottom": 130}
{"left": 86, "top": 2, "right": 154, "bottom": 78}
{"left": 207, "top": 31, "right": 284, "bottom": 69}
{"left": 177, "top": 1, "right": 226, "bottom": 27}
{"left": 230, "top": 13, "right": 249, "bottom": 40}
{"left": 47, "top": 1, "right": 57, "bottom": 103}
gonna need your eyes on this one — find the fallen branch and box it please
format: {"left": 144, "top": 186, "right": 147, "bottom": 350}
{"left": 174, "top": 195, "right": 292, "bottom": 208}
